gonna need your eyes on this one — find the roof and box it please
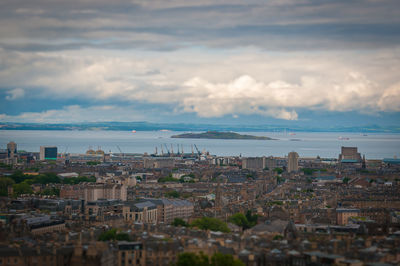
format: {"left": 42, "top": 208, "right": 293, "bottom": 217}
{"left": 383, "top": 158, "right": 400, "bottom": 164}
{"left": 341, "top": 159, "right": 359, "bottom": 163}
{"left": 336, "top": 208, "right": 360, "bottom": 213}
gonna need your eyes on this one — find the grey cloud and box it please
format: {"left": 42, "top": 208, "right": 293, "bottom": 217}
{"left": 1, "top": 48, "right": 400, "bottom": 120}
{"left": 0, "top": 0, "right": 399, "bottom": 52}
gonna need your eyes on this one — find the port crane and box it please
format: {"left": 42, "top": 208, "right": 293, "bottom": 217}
{"left": 194, "top": 144, "right": 201, "bottom": 159}
{"left": 116, "top": 145, "right": 125, "bottom": 158}
{"left": 164, "top": 144, "right": 170, "bottom": 155}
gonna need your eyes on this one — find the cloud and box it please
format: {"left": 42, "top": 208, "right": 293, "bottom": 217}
{"left": 0, "top": 47, "right": 400, "bottom": 121}
{"left": 0, "top": 105, "right": 143, "bottom": 123}
{"left": 0, "top": 0, "right": 400, "bottom": 52}
{"left": 5, "top": 88, "right": 24, "bottom": 100}
{"left": 179, "top": 74, "right": 380, "bottom": 119}
{"left": 378, "top": 83, "right": 400, "bottom": 111}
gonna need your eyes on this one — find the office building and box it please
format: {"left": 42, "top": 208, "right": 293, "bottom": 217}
{"left": 7, "top": 141, "right": 17, "bottom": 158}
{"left": 287, "top": 152, "right": 299, "bottom": 173}
{"left": 339, "top": 146, "right": 362, "bottom": 162}
{"left": 122, "top": 201, "right": 158, "bottom": 223}
{"left": 60, "top": 183, "right": 127, "bottom": 201}
{"left": 336, "top": 208, "right": 360, "bottom": 225}
{"left": 242, "top": 157, "right": 265, "bottom": 170}
{"left": 265, "top": 156, "right": 277, "bottom": 170}
{"left": 40, "top": 146, "right": 58, "bottom": 160}
{"left": 146, "top": 198, "right": 194, "bottom": 224}
{"left": 143, "top": 158, "right": 175, "bottom": 168}
{"left": 6, "top": 141, "right": 18, "bottom": 164}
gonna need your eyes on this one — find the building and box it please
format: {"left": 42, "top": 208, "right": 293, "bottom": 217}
{"left": 122, "top": 201, "right": 158, "bottom": 223}
{"left": 60, "top": 183, "right": 127, "bottom": 201}
{"left": 336, "top": 208, "right": 360, "bottom": 225}
{"left": 6, "top": 141, "right": 18, "bottom": 164}
{"left": 7, "top": 141, "right": 17, "bottom": 158}
{"left": 40, "top": 146, "right": 58, "bottom": 160}
{"left": 84, "top": 183, "right": 127, "bottom": 201}
{"left": 146, "top": 198, "right": 194, "bottom": 224}
{"left": 265, "top": 156, "right": 277, "bottom": 170}
{"left": 24, "top": 215, "right": 66, "bottom": 235}
{"left": 117, "top": 242, "right": 145, "bottom": 266}
{"left": 143, "top": 158, "right": 175, "bottom": 168}
{"left": 242, "top": 157, "right": 265, "bottom": 170}
{"left": 339, "top": 147, "right": 362, "bottom": 162}
{"left": 288, "top": 152, "right": 299, "bottom": 173}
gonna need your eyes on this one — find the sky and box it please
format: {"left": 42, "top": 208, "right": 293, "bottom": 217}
{"left": 1, "top": 0, "right": 400, "bottom": 126}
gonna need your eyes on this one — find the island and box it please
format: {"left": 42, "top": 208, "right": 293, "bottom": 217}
{"left": 171, "top": 131, "right": 276, "bottom": 140}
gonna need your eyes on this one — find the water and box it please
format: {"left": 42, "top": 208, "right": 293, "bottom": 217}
{"left": 1, "top": 130, "right": 399, "bottom": 159}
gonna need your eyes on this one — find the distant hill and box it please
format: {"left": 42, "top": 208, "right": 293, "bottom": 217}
{"left": 171, "top": 131, "right": 275, "bottom": 140}
{"left": 0, "top": 122, "right": 399, "bottom": 133}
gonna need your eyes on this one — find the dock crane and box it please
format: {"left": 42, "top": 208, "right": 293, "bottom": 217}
{"left": 194, "top": 144, "right": 201, "bottom": 159}
{"left": 164, "top": 144, "right": 170, "bottom": 155}
{"left": 116, "top": 145, "right": 124, "bottom": 158}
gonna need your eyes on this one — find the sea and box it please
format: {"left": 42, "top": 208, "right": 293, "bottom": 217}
{"left": 1, "top": 130, "right": 399, "bottom": 159}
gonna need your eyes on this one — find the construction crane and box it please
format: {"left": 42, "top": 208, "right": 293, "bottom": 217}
{"left": 116, "top": 145, "right": 124, "bottom": 158}
{"left": 164, "top": 144, "right": 170, "bottom": 155}
{"left": 194, "top": 144, "right": 201, "bottom": 158}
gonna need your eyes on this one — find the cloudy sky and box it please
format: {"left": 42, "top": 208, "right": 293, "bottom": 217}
{"left": 1, "top": 0, "right": 400, "bottom": 126}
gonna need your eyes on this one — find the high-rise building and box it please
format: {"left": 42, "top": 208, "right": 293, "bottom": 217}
{"left": 339, "top": 146, "right": 362, "bottom": 162}
{"left": 265, "top": 156, "right": 277, "bottom": 170}
{"left": 287, "top": 152, "right": 299, "bottom": 173}
{"left": 40, "top": 146, "right": 58, "bottom": 160}
{"left": 7, "top": 141, "right": 17, "bottom": 158}
{"left": 242, "top": 157, "right": 265, "bottom": 170}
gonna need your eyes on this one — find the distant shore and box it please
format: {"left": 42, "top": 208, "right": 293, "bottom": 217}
{"left": 171, "top": 131, "right": 276, "bottom": 140}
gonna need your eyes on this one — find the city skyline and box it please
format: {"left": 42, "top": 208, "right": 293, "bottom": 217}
{"left": 1, "top": 0, "right": 400, "bottom": 126}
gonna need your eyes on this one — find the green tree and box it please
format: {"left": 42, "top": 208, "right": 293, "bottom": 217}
{"left": 0, "top": 177, "right": 15, "bottom": 196}
{"left": 273, "top": 234, "right": 284, "bottom": 240}
{"left": 0, "top": 162, "right": 12, "bottom": 170}
{"left": 32, "top": 173, "right": 60, "bottom": 184}
{"left": 228, "top": 213, "right": 249, "bottom": 229}
{"left": 211, "top": 253, "right": 244, "bottom": 266}
{"left": 10, "top": 170, "right": 29, "bottom": 183}
{"left": 62, "top": 176, "right": 96, "bottom": 184}
{"left": 40, "top": 187, "right": 60, "bottom": 196}
{"left": 98, "top": 228, "right": 130, "bottom": 241}
{"left": 158, "top": 177, "right": 179, "bottom": 183}
{"left": 172, "top": 218, "right": 188, "bottom": 227}
{"left": 342, "top": 177, "right": 350, "bottom": 184}
{"left": 302, "top": 168, "right": 315, "bottom": 175}
{"left": 273, "top": 168, "right": 283, "bottom": 174}
{"left": 175, "top": 252, "right": 244, "bottom": 266}
{"left": 115, "top": 232, "right": 130, "bottom": 241}
{"left": 191, "top": 217, "right": 230, "bottom": 233}
{"left": 13, "top": 182, "right": 33, "bottom": 196}
{"left": 98, "top": 228, "right": 117, "bottom": 241}
{"left": 175, "top": 252, "right": 209, "bottom": 266}
{"left": 165, "top": 191, "right": 180, "bottom": 198}
{"left": 245, "top": 210, "right": 258, "bottom": 227}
